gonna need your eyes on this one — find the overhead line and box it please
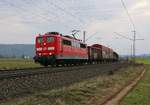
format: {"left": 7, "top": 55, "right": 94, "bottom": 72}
{"left": 46, "top": 0, "right": 85, "bottom": 25}
{"left": 114, "top": 32, "right": 133, "bottom": 41}
{"left": 1, "top": 1, "right": 74, "bottom": 28}
{"left": 120, "top": 0, "right": 135, "bottom": 30}
{"left": 85, "top": 32, "right": 99, "bottom": 42}
{"left": 1, "top": 1, "right": 55, "bottom": 23}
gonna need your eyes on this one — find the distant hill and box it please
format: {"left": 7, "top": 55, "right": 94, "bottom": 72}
{"left": 0, "top": 44, "right": 149, "bottom": 59}
{"left": 0, "top": 44, "right": 35, "bottom": 58}
{"left": 136, "top": 54, "right": 150, "bottom": 58}
{"left": 120, "top": 54, "right": 150, "bottom": 58}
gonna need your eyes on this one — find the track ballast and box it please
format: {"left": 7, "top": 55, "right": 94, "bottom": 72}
{"left": 0, "top": 62, "right": 128, "bottom": 100}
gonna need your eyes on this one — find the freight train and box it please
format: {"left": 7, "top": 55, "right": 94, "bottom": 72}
{"left": 34, "top": 32, "right": 119, "bottom": 66}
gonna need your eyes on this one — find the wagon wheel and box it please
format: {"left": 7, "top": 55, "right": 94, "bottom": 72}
{"left": 43, "top": 63, "right": 48, "bottom": 67}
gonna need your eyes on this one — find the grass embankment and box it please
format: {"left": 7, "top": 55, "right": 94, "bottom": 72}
{"left": 1, "top": 65, "right": 144, "bottom": 105}
{"left": 0, "top": 59, "right": 41, "bottom": 70}
{"left": 119, "top": 58, "right": 150, "bottom": 105}
{"left": 135, "top": 58, "right": 150, "bottom": 64}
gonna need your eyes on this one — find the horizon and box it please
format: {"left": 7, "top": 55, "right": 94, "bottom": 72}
{"left": 0, "top": 44, "right": 149, "bottom": 56}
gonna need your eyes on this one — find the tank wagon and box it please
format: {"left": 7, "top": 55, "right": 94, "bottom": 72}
{"left": 34, "top": 32, "right": 119, "bottom": 66}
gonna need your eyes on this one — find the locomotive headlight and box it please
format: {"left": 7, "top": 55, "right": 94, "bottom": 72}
{"left": 48, "top": 47, "right": 55, "bottom": 50}
{"left": 39, "top": 53, "right": 41, "bottom": 56}
{"left": 37, "top": 47, "right": 42, "bottom": 51}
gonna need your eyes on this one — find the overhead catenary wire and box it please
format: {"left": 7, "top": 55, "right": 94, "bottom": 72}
{"left": 85, "top": 32, "right": 99, "bottom": 42}
{"left": 118, "top": 0, "right": 144, "bottom": 62}
{"left": 44, "top": 0, "right": 83, "bottom": 28}
{"left": 0, "top": 0, "right": 90, "bottom": 40}
{"left": 0, "top": 0, "right": 82, "bottom": 29}
{"left": 114, "top": 32, "right": 133, "bottom": 41}
{"left": 120, "top": 0, "right": 136, "bottom": 30}
{"left": 46, "top": 0, "right": 86, "bottom": 26}
{"left": 120, "top": 0, "right": 138, "bottom": 63}
{"left": 0, "top": 1, "right": 57, "bottom": 23}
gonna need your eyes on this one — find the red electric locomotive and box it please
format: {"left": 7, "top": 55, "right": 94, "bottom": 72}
{"left": 34, "top": 32, "right": 88, "bottom": 66}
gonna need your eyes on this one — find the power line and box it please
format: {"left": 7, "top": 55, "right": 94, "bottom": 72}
{"left": 114, "top": 32, "right": 133, "bottom": 41}
{"left": 0, "top": 0, "right": 89, "bottom": 37}
{"left": 1, "top": 1, "right": 75, "bottom": 28}
{"left": 120, "top": 0, "right": 137, "bottom": 63}
{"left": 43, "top": 0, "right": 81, "bottom": 28}
{"left": 46, "top": 0, "right": 85, "bottom": 26}
{"left": 114, "top": 31, "right": 144, "bottom": 63}
{"left": 0, "top": 1, "right": 55, "bottom": 23}
{"left": 85, "top": 32, "right": 99, "bottom": 42}
{"left": 120, "top": 0, "right": 135, "bottom": 30}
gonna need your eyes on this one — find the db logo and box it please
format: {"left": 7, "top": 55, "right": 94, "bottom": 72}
{"left": 43, "top": 47, "right": 47, "bottom": 50}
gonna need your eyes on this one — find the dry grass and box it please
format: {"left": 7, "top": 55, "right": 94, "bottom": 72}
{"left": 0, "top": 58, "right": 41, "bottom": 70}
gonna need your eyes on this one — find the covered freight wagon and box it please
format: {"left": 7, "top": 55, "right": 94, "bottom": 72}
{"left": 88, "top": 44, "right": 115, "bottom": 62}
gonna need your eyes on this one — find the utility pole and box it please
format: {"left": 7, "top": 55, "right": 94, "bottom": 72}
{"left": 114, "top": 32, "right": 144, "bottom": 63}
{"left": 132, "top": 30, "right": 136, "bottom": 63}
{"left": 83, "top": 31, "right": 86, "bottom": 43}
{"left": 131, "top": 44, "right": 133, "bottom": 58}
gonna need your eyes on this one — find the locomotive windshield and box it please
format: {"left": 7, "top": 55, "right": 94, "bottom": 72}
{"left": 47, "top": 37, "right": 54, "bottom": 43}
{"left": 37, "top": 37, "right": 54, "bottom": 43}
{"left": 37, "top": 37, "right": 43, "bottom": 43}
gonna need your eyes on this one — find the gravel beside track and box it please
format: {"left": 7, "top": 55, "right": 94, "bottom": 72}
{"left": 0, "top": 63, "right": 129, "bottom": 100}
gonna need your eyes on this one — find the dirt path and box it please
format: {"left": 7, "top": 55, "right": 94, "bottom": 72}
{"left": 103, "top": 67, "right": 146, "bottom": 105}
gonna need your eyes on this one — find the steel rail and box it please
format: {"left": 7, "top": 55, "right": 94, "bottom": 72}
{"left": 0, "top": 63, "right": 125, "bottom": 80}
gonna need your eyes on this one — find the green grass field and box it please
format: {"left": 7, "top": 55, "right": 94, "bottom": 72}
{"left": 0, "top": 58, "right": 41, "bottom": 70}
{"left": 120, "top": 65, "right": 150, "bottom": 105}
{"left": 0, "top": 57, "right": 149, "bottom": 70}
{"left": 135, "top": 58, "right": 150, "bottom": 64}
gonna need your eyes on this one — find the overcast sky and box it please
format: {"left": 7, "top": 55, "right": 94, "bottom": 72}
{"left": 0, "top": 0, "right": 149, "bottom": 55}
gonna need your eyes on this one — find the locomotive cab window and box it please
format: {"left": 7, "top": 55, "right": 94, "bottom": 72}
{"left": 37, "top": 37, "right": 43, "bottom": 43}
{"left": 62, "top": 39, "right": 72, "bottom": 46}
{"left": 47, "top": 37, "right": 54, "bottom": 43}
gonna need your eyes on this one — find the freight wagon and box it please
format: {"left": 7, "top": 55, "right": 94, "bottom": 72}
{"left": 88, "top": 44, "right": 118, "bottom": 63}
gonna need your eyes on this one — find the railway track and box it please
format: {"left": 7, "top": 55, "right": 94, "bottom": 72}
{"left": 0, "top": 62, "right": 129, "bottom": 100}
{"left": 0, "top": 62, "right": 125, "bottom": 80}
